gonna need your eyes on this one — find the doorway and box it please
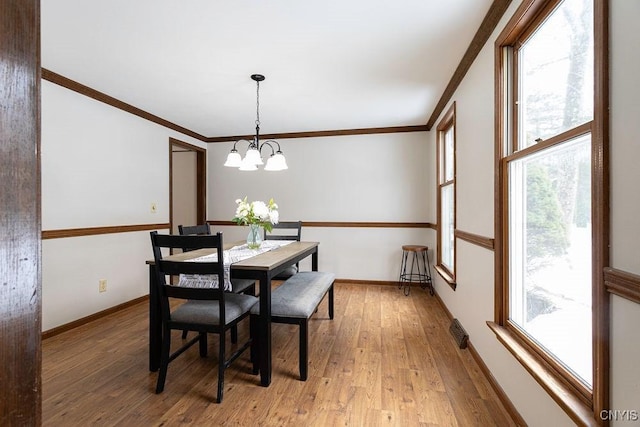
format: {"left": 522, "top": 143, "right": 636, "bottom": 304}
{"left": 169, "top": 138, "right": 206, "bottom": 234}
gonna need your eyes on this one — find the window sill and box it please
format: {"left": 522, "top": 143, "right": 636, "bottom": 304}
{"left": 486, "top": 322, "right": 598, "bottom": 426}
{"left": 434, "top": 265, "right": 456, "bottom": 290}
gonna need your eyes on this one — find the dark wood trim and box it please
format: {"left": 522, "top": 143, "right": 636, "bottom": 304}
{"left": 504, "top": 122, "right": 592, "bottom": 163}
{"left": 495, "top": 0, "right": 550, "bottom": 45}
{"left": 503, "top": 321, "right": 592, "bottom": 404}
{"left": 487, "top": 322, "right": 598, "bottom": 426}
{"left": 592, "top": 0, "right": 610, "bottom": 419}
{"left": 42, "top": 223, "right": 170, "bottom": 239}
{"left": 426, "top": 0, "right": 514, "bottom": 129}
{"left": 208, "top": 220, "right": 434, "bottom": 229}
{"left": 169, "top": 138, "right": 207, "bottom": 232}
{"left": 42, "top": 221, "right": 432, "bottom": 239}
{"left": 1, "top": 0, "right": 42, "bottom": 423}
{"left": 434, "top": 265, "right": 457, "bottom": 290}
{"left": 42, "top": 295, "right": 149, "bottom": 340}
{"left": 196, "top": 148, "right": 207, "bottom": 225}
{"left": 204, "top": 125, "right": 428, "bottom": 143}
{"left": 604, "top": 267, "right": 640, "bottom": 304}
{"left": 42, "top": 69, "right": 429, "bottom": 142}
{"left": 455, "top": 229, "right": 495, "bottom": 250}
{"left": 42, "top": 68, "right": 208, "bottom": 141}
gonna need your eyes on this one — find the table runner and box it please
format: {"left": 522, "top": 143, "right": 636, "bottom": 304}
{"left": 177, "top": 240, "right": 295, "bottom": 291}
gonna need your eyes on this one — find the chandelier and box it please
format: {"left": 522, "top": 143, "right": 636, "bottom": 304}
{"left": 224, "top": 74, "right": 288, "bottom": 171}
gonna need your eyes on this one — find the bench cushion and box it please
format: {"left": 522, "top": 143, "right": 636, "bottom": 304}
{"left": 251, "top": 271, "right": 335, "bottom": 318}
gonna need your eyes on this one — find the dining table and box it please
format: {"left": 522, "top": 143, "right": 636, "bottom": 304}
{"left": 146, "top": 239, "right": 319, "bottom": 387}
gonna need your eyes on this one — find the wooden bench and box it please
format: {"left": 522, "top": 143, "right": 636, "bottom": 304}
{"left": 250, "top": 271, "right": 335, "bottom": 381}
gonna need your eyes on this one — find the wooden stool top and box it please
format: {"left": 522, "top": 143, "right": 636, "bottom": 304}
{"left": 402, "top": 245, "right": 428, "bottom": 252}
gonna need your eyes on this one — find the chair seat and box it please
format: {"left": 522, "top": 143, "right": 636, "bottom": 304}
{"left": 231, "top": 278, "right": 256, "bottom": 294}
{"left": 173, "top": 293, "right": 258, "bottom": 326}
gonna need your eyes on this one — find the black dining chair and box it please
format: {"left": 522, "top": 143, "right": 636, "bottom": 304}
{"left": 178, "top": 223, "right": 211, "bottom": 237}
{"left": 178, "top": 223, "right": 256, "bottom": 341}
{"left": 150, "top": 231, "right": 257, "bottom": 403}
{"left": 264, "top": 221, "right": 303, "bottom": 280}
{"left": 179, "top": 224, "right": 255, "bottom": 296}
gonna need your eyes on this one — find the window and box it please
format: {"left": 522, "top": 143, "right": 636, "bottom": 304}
{"left": 436, "top": 103, "right": 456, "bottom": 288}
{"left": 493, "top": 0, "right": 608, "bottom": 423}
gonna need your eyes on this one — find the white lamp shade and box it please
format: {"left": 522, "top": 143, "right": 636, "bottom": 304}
{"left": 272, "top": 153, "right": 288, "bottom": 170}
{"left": 244, "top": 148, "right": 263, "bottom": 165}
{"left": 224, "top": 151, "right": 242, "bottom": 167}
{"left": 239, "top": 156, "right": 258, "bottom": 171}
{"left": 264, "top": 155, "right": 279, "bottom": 171}
{"left": 264, "top": 153, "right": 287, "bottom": 171}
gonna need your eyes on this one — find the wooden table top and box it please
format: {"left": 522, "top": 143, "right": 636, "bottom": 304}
{"left": 148, "top": 241, "right": 319, "bottom": 271}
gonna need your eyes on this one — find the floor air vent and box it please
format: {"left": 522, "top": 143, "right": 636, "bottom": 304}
{"left": 449, "top": 318, "right": 468, "bottom": 349}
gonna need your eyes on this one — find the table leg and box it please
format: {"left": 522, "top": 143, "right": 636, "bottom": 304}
{"left": 258, "top": 275, "right": 272, "bottom": 386}
{"left": 149, "top": 265, "right": 160, "bottom": 372}
{"left": 312, "top": 247, "right": 318, "bottom": 271}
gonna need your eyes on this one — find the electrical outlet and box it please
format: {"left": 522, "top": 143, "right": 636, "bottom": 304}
{"left": 150, "top": 202, "right": 157, "bottom": 214}
{"left": 99, "top": 279, "right": 107, "bottom": 293}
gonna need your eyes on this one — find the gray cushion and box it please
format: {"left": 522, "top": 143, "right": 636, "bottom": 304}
{"left": 251, "top": 271, "right": 335, "bottom": 318}
{"left": 172, "top": 293, "right": 258, "bottom": 326}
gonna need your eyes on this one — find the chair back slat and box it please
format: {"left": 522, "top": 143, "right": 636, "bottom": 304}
{"left": 178, "top": 224, "right": 212, "bottom": 252}
{"left": 150, "top": 231, "right": 226, "bottom": 304}
{"left": 157, "top": 260, "right": 220, "bottom": 275}
{"left": 264, "top": 220, "right": 302, "bottom": 241}
{"left": 163, "top": 283, "right": 221, "bottom": 301}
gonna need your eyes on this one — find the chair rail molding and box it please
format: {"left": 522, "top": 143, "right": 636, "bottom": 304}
{"left": 455, "top": 229, "right": 495, "bottom": 250}
{"left": 42, "top": 223, "right": 170, "bottom": 239}
{"left": 604, "top": 267, "right": 640, "bottom": 304}
{"left": 209, "top": 220, "right": 434, "bottom": 229}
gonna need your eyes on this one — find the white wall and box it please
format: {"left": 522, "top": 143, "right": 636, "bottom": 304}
{"left": 207, "top": 132, "right": 432, "bottom": 280}
{"left": 609, "top": 0, "right": 640, "bottom": 422}
{"left": 427, "top": 0, "right": 640, "bottom": 425}
{"left": 41, "top": 80, "right": 206, "bottom": 330}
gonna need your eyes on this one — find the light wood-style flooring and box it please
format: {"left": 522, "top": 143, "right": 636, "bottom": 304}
{"left": 43, "top": 283, "right": 516, "bottom": 426}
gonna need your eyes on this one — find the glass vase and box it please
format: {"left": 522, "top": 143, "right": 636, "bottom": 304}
{"left": 247, "top": 224, "right": 263, "bottom": 249}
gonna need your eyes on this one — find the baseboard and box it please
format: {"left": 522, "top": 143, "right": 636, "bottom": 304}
{"left": 42, "top": 295, "right": 149, "bottom": 340}
{"left": 335, "top": 278, "right": 398, "bottom": 286}
{"left": 432, "top": 292, "right": 526, "bottom": 426}
{"left": 467, "top": 342, "right": 527, "bottom": 426}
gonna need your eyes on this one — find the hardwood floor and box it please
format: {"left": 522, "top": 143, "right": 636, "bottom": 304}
{"left": 43, "top": 283, "right": 517, "bottom": 426}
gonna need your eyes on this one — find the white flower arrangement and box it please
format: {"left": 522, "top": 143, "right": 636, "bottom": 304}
{"left": 232, "top": 197, "right": 279, "bottom": 231}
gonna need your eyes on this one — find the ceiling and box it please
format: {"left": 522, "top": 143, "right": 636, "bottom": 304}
{"left": 41, "top": 0, "right": 497, "bottom": 140}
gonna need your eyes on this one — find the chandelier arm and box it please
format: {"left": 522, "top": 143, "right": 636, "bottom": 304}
{"left": 263, "top": 139, "right": 283, "bottom": 152}
{"left": 258, "top": 141, "right": 276, "bottom": 156}
{"left": 234, "top": 139, "right": 251, "bottom": 149}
